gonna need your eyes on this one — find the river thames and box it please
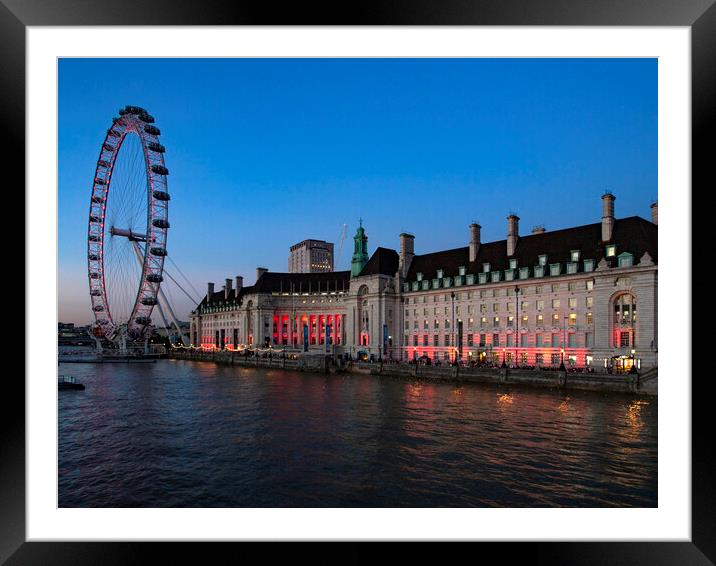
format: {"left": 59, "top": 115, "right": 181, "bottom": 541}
{"left": 58, "top": 358, "right": 657, "bottom": 507}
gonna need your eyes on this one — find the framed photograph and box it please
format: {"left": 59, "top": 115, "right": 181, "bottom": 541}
{"left": 8, "top": 0, "right": 711, "bottom": 563}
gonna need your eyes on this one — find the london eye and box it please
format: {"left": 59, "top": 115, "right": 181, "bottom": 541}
{"left": 87, "top": 105, "right": 170, "bottom": 346}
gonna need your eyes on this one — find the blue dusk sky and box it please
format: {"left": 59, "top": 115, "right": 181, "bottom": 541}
{"left": 59, "top": 58, "right": 657, "bottom": 324}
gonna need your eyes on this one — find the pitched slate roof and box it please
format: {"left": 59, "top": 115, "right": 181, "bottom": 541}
{"left": 198, "top": 270, "right": 351, "bottom": 308}
{"left": 358, "top": 247, "right": 400, "bottom": 277}
{"left": 405, "top": 216, "right": 657, "bottom": 281}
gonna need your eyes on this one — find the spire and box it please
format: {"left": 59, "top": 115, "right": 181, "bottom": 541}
{"left": 351, "top": 220, "right": 369, "bottom": 277}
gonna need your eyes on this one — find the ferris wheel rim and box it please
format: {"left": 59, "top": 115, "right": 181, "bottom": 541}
{"left": 87, "top": 105, "right": 170, "bottom": 343}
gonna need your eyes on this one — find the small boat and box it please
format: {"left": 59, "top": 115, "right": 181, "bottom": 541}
{"left": 58, "top": 375, "right": 85, "bottom": 390}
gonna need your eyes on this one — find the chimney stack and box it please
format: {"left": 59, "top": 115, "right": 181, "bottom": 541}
{"left": 235, "top": 275, "right": 243, "bottom": 291}
{"left": 531, "top": 225, "right": 546, "bottom": 235}
{"left": 207, "top": 282, "right": 214, "bottom": 303}
{"left": 225, "top": 278, "right": 232, "bottom": 300}
{"left": 256, "top": 267, "right": 268, "bottom": 282}
{"left": 469, "top": 223, "right": 481, "bottom": 262}
{"left": 506, "top": 214, "right": 520, "bottom": 256}
{"left": 650, "top": 201, "right": 658, "bottom": 225}
{"left": 399, "top": 233, "right": 415, "bottom": 278}
{"left": 601, "top": 192, "right": 616, "bottom": 241}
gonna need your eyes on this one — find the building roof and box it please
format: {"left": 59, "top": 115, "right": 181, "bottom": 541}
{"left": 358, "top": 247, "right": 400, "bottom": 277}
{"left": 405, "top": 216, "right": 657, "bottom": 281}
{"left": 197, "top": 270, "right": 351, "bottom": 308}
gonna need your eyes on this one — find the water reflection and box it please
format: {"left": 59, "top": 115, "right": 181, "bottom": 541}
{"left": 58, "top": 359, "right": 657, "bottom": 508}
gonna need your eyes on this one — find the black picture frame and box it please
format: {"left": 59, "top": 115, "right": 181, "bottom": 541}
{"left": 5, "top": 0, "right": 711, "bottom": 563}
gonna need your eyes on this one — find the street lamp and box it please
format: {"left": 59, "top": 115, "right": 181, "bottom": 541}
{"left": 451, "top": 291, "right": 456, "bottom": 363}
{"left": 514, "top": 285, "right": 520, "bottom": 367}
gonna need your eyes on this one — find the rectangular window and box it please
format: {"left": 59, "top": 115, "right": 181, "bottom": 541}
{"left": 493, "top": 316, "right": 500, "bottom": 328}
{"left": 568, "top": 333, "right": 577, "bottom": 347}
{"left": 567, "top": 263, "right": 577, "bottom": 274}
{"left": 538, "top": 254, "right": 547, "bottom": 266}
{"left": 493, "top": 333, "right": 500, "bottom": 346}
{"left": 467, "top": 334, "right": 474, "bottom": 346}
{"left": 520, "top": 334, "right": 528, "bottom": 347}
{"left": 482, "top": 263, "right": 490, "bottom": 273}
{"left": 536, "top": 314, "right": 544, "bottom": 325}
{"left": 536, "top": 333, "right": 543, "bottom": 347}
{"left": 437, "top": 269, "right": 443, "bottom": 279}
{"left": 586, "top": 279, "right": 594, "bottom": 291}
{"left": 584, "top": 259, "right": 594, "bottom": 272}
{"left": 606, "top": 245, "right": 616, "bottom": 257}
{"left": 620, "top": 331, "right": 631, "bottom": 347}
{"left": 478, "top": 273, "right": 487, "bottom": 284}
{"left": 552, "top": 299, "right": 560, "bottom": 308}
{"left": 536, "top": 300, "right": 544, "bottom": 310}
{"left": 586, "top": 312, "right": 593, "bottom": 325}
{"left": 552, "top": 313, "right": 560, "bottom": 324}
{"left": 491, "top": 272, "right": 501, "bottom": 283}
{"left": 509, "top": 259, "right": 518, "bottom": 269}
{"left": 423, "top": 335, "right": 428, "bottom": 346}
{"left": 568, "top": 282, "right": 576, "bottom": 291}
{"left": 481, "top": 316, "right": 487, "bottom": 327}
{"left": 534, "top": 266, "right": 544, "bottom": 278}
{"left": 445, "top": 334, "right": 451, "bottom": 346}
{"left": 507, "top": 316, "right": 514, "bottom": 327}
{"left": 413, "top": 335, "right": 418, "bottom": 346}
{"left": 568, "top": 313, "right": 577, "bottom": 326}
{"left": 535, "top": 353, "right": 544, "bottom": 365}
{"left": 507, "top": 334, "right": 514, "bottom": 347}
{"left": 568, "top": 298, "right": 577, "bottom": 309}
{"left": 479, "top": 333, "right": 486, "bottom": 347}
{"left": 571, "top": 250, "right": 581, "bottom": 262}
{"left": 585, "top": 332, "right": 594, "bottom": 347}
{"left": 459, "top": 266, "right": 466, "bottom": 276}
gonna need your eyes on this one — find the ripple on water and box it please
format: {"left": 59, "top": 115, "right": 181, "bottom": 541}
{"left": 58, "top": 359, "right": 657, "bottom": 507}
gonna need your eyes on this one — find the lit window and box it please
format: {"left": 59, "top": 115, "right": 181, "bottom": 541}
{"left": 437, "top": 269, "right": 443, "bottom": 279}
{"left": 509, "top": 259, "right": 518, "bottom": 269}
{"left": 459, "top": 266, "right": 466, "bottom": 276}
{"left": 417, "top": 272, "right": 423, "bottom": 281}
{"left": 538, "top": 255, "right": 547, "bottom": 266}
{"left": 482, "top": 263, "right": 491, "bottom": 273}
{"left": 606, "top": 245, "right": 616, "bottom": 257}
{"left": 570, "top": 250, "right": 581, "bottom": 262}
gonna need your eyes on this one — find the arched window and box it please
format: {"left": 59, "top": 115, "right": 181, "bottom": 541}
{"left": 612, "top": 293, "right": 636, "bottom": 347}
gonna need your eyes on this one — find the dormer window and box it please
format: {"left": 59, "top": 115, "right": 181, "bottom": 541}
{"left": 519, "top": 267, "right": 529, "bottom": 279}
{"left": 606, "top": 245, "right": 616, "bottom": 257}
{"left": 618, "top": 252, "right": 634, "bottom": 268}
{"left": 478, "top": 273, "right": 487, "bottom": 284}
{"left": 550, "top": 263, "right": 561, "bottom": 276}
{"left": 538, "top": 254, "right": 547, "bottom": 266}
{"left": 458, "top": 266, "right": 466, "bottom": 276}
{"left": 584, "top": 259, "right": 594, "bottom": 272}
{"left": 534, "top": 265, "right": 544, "bottom": 278}
{"left": 482, "top": 263, "right": 491, "bottom": 273}
{"left": 437, "top": 269, "right": 444, "bottom": 279}
{"left": 509, "top": 259, "right": 518, "bottom": 270}
{"left": 570, "top": 250, "right": 581, "bottom": 262}
{"left": 567, "top": 263, "right": 578, "bottom": 274}
{"left": 417, "top": 272, "right": 423, "bottom": 281}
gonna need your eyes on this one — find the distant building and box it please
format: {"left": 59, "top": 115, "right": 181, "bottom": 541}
{"left": 190, "top": 193, "right": 657, "bottom": 372}
{"left": 288, "top": 239, "right": 334, "bottom": 273}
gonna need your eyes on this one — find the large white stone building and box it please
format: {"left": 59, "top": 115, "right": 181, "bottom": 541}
{"left": 189, "top": 193, "right": 657, "bottom": 372}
